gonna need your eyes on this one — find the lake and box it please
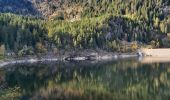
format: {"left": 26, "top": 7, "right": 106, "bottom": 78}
{"left": 0, "top": 57, "right": 170, "bottom": 100}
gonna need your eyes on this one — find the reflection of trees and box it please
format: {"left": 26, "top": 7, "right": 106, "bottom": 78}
{"left": 0, "top": 60, "right": 170, "bottom": 99}
{"left": 0, "top": 69, "right": 6, "bottom": 86}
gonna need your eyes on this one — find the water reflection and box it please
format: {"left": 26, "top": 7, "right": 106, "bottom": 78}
{"left": 0, "top": 58, "right": 170, "bottom": 100}
{"left": 139, "top": 56, "right": 170, "bottom": 64}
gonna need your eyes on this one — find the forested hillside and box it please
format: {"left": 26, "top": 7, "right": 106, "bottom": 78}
{"left": 0, "top": 0, "right": 170, "bottom": 55}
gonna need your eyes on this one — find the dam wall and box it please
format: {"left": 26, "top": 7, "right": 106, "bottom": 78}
{"left": 140, "top": 48, "right": 170, "bottom": 57}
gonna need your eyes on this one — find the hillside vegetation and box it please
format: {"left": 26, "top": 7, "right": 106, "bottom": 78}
{"left": 0, "top": 0, "right": 170, "bottom": 55}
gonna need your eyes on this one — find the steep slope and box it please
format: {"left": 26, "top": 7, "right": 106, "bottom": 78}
{"left": 0, "top": 0, "right": 169, "bottom": 21}
{"left": 0, "top": 0, "right": 40, "bottom": 16}
{"left": 0, "top": 0, "right": 83, "bottom": 19}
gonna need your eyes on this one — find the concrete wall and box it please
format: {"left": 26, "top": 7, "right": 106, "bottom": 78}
{"left": 141, "top": 48, "right": 170, "bottom": 57}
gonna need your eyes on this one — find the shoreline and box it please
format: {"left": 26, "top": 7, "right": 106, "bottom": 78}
{"left": 0, "top": 52, "right": 138, "bottom": 68}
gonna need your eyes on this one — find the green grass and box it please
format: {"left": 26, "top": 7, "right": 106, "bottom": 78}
{"left": 0, "top": 55, "right": 5, "bottom": 60}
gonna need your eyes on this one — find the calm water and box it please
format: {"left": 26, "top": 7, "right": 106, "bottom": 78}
{"left": 0, "top": 58, "right": 170, "bottom": 100}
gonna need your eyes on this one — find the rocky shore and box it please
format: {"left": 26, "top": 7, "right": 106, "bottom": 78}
{"left": 0, "top": 50, "right": 138, "bottom": 67}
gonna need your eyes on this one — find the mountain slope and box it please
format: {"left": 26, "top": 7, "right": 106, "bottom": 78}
{"left": 0, "top": 0, "right": 170, "bottom": 55}
{"left": 0, "top": 0, "right": 40, "bottom": 16}
{"left": 0, "top": 0, "right": 169, "bottom": 22}
{"left": 0, "top": 0, "right": 83, "bottom": 19}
